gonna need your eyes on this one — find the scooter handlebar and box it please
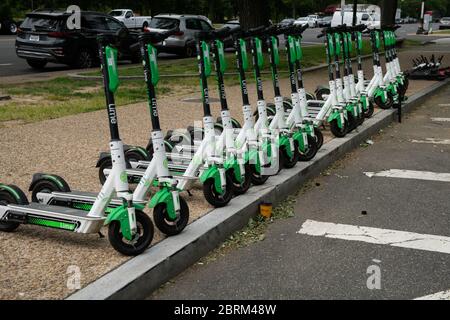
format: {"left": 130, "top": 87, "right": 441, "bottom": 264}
{"left": 197, "top": 26, "right": 232, "bottom": 41}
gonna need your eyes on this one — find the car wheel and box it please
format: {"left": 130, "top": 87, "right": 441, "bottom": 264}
{"left": 74, "top": 47, "right": 95, "bottom": 69}
{"left": 26, "top": 59, "right": 47, "bottom": 69}
{"left": 184, "top": 44, "right": 196, "bottom": 58}
{"left": 8, "top": 22, "right": 17, "bottom": 34}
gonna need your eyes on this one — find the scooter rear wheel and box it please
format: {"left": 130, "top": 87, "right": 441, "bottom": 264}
{"left": 31, "top": 179, "right": 71, "bottom": 203}
{"left": 329, "top": 119, "right": 347, "bottom": 138}
{"left": 153, "top": 197, "right": 189, "bottom": 236}
{"left": 108, "top": 210, "right": 154, "bottom": 256}
{"left": 202, "top": 172, "right": 234, "bottom": 207}
{"left": 0, "top": 187, "right": 28, "bottom": 232}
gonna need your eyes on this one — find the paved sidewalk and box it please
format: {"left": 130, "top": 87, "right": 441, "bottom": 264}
{"left": 151, "top": 85, "right": 450, "bottom": 300}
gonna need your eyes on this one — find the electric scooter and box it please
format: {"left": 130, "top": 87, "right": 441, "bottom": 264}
{"left": 0, "top": 32, "right": 154, "bottom": 256}
{"left": 103, "top": 28, "right": 237, "bottom": 208}
{"left": 30, "top": 30, "right": 190, "bottom": 236}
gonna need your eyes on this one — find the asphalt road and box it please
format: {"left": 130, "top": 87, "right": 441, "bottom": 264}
{"left": 151, "top": 85, "right": 450, "bottom": 300}
{"left": 0, "top": 22, "right": 446, "bottom": 78}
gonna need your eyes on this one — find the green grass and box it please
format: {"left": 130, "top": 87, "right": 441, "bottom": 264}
{"left": 433, "top": 29, "right": 450, "bottom": 34}
{"left": 0, "top": 39, "right": 413, "bottom": 124}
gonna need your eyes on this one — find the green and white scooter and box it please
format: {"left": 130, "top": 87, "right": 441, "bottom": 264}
{"left": 30, "top": 30, "right": 190, "bottom": 236}
{"left": 104, "top": 28, "right": 237, "bottom": 207}
{"left": 0, "top": 33, "right": 154, "bottom": 255}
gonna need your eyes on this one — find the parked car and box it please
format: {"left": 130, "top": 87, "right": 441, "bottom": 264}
{"left": 331, "top": 10, "right": 380, "bottom": 29}
{"left": 222, "top": 20, "right": 240, "bottom": 48}
{"left": 108, "top": 9, "right": 151, "bottom": 30}
{"left": 317, "top": 15, "right": 332, "bottom": 27}
{"left": 0, "top": 17, "right": 18, "bottom": 34}
{"left": 16, "top": 10, "right": 140, "bottom": 69}
{"left": 439, "top": 17, "right": 450, "bottom": 30}
{"left": 294, "top": 16, "right": 316, "bottom": 28}
{"left": 307, "top": 15, "right": 320, "bottom": 27}
{"left": 148, "top": 14, "right": 213, "bottom": 57}
{"left": 280, "top": 18, "right": 295, "bottom": 27}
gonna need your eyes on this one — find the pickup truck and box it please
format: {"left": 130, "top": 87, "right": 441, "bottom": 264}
{"left": 109, "top": 9, "right": 151, "bottom": 30}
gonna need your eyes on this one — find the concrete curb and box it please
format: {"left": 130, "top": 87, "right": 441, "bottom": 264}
{"left": 67, "top": 78, "right": 450, "bottom": 300}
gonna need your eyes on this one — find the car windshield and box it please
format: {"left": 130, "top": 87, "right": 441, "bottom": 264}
{"left": 109, "top": 11, "right": 123, "bottom": 17}
{"left": 442, "top": 17, "right": 450, "bottom": 21}
{"left": 149, "top": 17, "right": 180, "bottom": 29}
{"left": 20, "top": 16, "right": 65, "bottom": 31}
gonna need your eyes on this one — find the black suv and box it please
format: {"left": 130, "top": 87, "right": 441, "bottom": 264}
{"left": 16, "top": 10, "right": 140, "bottom": 69}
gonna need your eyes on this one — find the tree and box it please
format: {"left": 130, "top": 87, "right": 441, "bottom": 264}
{"left": 237, "top": 0, "right": 271, "bottom": 29}
{"left": 381, "top": 0, "right": 397, "bottom": 25}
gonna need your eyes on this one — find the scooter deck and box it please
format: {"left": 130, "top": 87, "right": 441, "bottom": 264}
{"left": 6, "top": 202, "right": 101, "bottom": 220}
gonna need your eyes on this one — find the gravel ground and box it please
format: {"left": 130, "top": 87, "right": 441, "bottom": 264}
{"left": 0, "top": 49, "right": 441, "bottom": 299}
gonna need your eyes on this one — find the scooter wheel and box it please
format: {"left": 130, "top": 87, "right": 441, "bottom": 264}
{"left": 374, "top": 92, "right": 394, "bottom": 110}
{"left": 202, "top": 171, "right": 234, "bottom": 207}
{"left": 346, "top": 112, "right": 358, "bottom": 132}
{"left": 356, "top": 112, "right": 365, "bottom": 126}
{"left": 314, "top": 127, "right": 324, "bottom": 149}
{"left": 315, "top": 87, "right": 330, "bottom": 101}
{"left": 329, "top": 119, "right": 347, "bottom": 138}
{"left": 232, "top": 163, "right": 252, "bottom": 196}
{"left": 31, "top": 178, "right": 71, "bottom": 203}
{"left": 0, "top": 186, "right": 28, "bottom": 232}
{"left": 125, "top": 149, "right": 149, "bottom": 163}
{"left": 280, "top": 141, "right": 300, "bottom": 169}
{"left": 298, "top": 135, "right": 318, "bottom": 162}
{"left": 98, "top": 158, "right": 133, "bottom": 185}
{"left": 153, "top": 196, "right": 189, "bottom": 236}
{"left": 249, "top": 164, "right": 270, "bottom": 185}
{"left": 363, "top": 100, "right": 375, "bottom": 118}
{"left": 108, "top": 210, "right": 154, "bottom": 256}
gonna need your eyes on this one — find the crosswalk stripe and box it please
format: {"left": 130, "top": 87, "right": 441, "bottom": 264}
{"left": 414, "top": 290, "right": 450, "bottom": 300}
{"left": 411, "top": 138, "right": 450, "bottom": 145}
{"left": 297, "top": 220, "right": 450, "bottom": 254}
{"left": 364, "top": 169, "right": 450, "bottom": 182}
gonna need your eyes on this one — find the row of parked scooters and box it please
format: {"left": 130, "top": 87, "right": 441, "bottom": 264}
{"left": 0, "top": 23, "right": 408, "bottom": 256}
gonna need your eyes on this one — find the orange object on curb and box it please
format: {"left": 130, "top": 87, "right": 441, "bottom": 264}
{"left": 259, "top": 202, "right": 272, "bottom": 219}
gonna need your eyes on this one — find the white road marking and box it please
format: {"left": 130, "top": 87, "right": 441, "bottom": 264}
{"left": 364, "top": 169, "right": 450, "bottom": 182}
{"left": 414, "top": 290, "right": 450, "bottom": 300}
{"left": 297, "top": 220, "right": 450, "bottom": 254}
{"left": 431, "top": 117, "right": 450, "bottom": 122}
{"left": 0, "top": 63, "right": 12, "bottom": 66}
{"left": 411, "top": 138, "right": 450, "bottom": 145}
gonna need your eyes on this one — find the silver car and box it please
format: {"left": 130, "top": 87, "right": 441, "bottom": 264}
{"left": 148, "top": 14, "right": 213, "bottom": 57}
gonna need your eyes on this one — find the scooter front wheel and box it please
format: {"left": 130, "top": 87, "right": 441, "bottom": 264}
{"left": 232, "top": 163, "right": 252, "bottom": 196}
{"left": 329, "top": 119, "right": 347, "bottom": 138}
{"left": 250, "top": 168, "right": 269, "bottom": 185}
{"left": 374, "top": 92, "right": 394, "bottom": 110}
{"left": 202, "top": 172, "right": 234, "bottom": 207}
{"left": 108, "top": 210, "right": 154, "bottom": 256}
{"left": 153, "top": 196, "right": 189, "bottom": 236}
{"left": 298, "top": 135, "right": 318, "bottom": 162}
{"left": 314, "top": 127, "right": 324, "bottom": 149}
{"left": 364, "top": 100, "right": 375, "bottom": 118}
{"left": 280, "top": 141, "right": 300, "bottom": 169}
